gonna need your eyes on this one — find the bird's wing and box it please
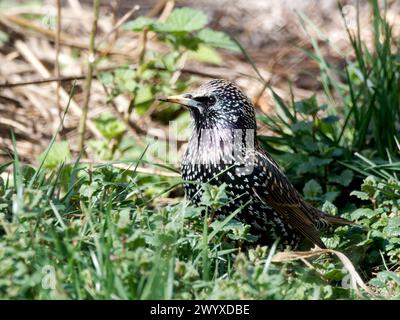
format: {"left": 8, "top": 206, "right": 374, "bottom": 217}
{"left": 253, "top": 149, "right": 326, "bottom": 248}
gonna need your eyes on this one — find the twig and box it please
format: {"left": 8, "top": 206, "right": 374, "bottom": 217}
{"left": 78, "top": 0, "right": 101, "bottom": 153}
{"left": 0, "top": 14, "right": 130, "bottom": 57}
{"left": 0, "top": 14, "right": 70, "bottom": 41}
{"left": 138, "top": 27, "right": 148, "bottom": 65}
{"left": 147, "top": 0, "right": 175, "bottom": 42}
{"left": 0, "top": 65, "right": 226, "bottom": 88}
{"left": 0, "top": 95, "right": 24, "bottom": 108}
{"left": 97, "top": 4, "right": 140, "bottom": 48}
{"left": 55, "top": 0, "right": 62, "bottom": 125}
{"left": 0, "top": 74, "right": 89, "bottom": 87}
{"left": 272, "top": 248, "right": 377, "bottom": 297}
{"left": 169, "top": 51, "right": 188, "bottom": 85}
{"left": 67, "top": 0, "right": 91, "bottom": 32}
{"left": 110, "top": 0, "right": 119, "bottom": 42}
{"left": 158, "top": 0, "right": 175, "bottom": 22}
{"left": 0, "top": 117, "right": 31, "bottom": 134}
{"left": 147, "top": 0, "right": 169, "bottom": 17}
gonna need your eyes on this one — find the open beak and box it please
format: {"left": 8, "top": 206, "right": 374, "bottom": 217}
{"left": 158, "top": 94, "right": 199, "bottom": 109}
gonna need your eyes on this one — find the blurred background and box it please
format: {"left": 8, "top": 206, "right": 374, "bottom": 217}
{"left": 0, "top": 0, "right": 399, "bottom": 165}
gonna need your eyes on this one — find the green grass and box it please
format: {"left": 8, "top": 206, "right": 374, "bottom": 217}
{"left": 0, "top": 139, "right": 399, "bottom": 299}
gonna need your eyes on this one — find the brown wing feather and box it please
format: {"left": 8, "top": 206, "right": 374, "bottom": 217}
{"left": 254, "top": 149, "right": 326, "bottom": 248}
{"left": 253, "top": 188, "right": 326, "bottom": 248}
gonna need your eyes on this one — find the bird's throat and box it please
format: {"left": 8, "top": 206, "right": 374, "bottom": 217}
{"left": 184, "top": 126, "right": 256, "bottom": 166}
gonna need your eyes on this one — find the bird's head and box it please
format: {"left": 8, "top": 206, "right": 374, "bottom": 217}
{"left": 159, "top": 79, "right": 256, "bottom": 130}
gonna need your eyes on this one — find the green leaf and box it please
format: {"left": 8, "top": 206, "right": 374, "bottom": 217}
{"left": 303, "top": 179, "right": 322, "bottom": 200}
{"left": 322, "top": 115, "right": 339, "bottom": 124}
{"left": 328, "top": 169, "right": 354, "bottom": 186}
{"left": 114, "top": 68, "right": 137, "bottom": 92}
{"left": 385, "top": 217, "right": 400, "bottom": 237}
{"left": 94, "top": 113, "right": 127, "bottom": 140}
{"left": 99, "top": 72, "right": 114, "bottom": 85}
{"left": 350, "top": 208, "right": 376, "bottom": 220}
{"left": 220, "top": 220, "right": 251, "bottom": 241}
{"left": 197, "top": 28, "right": 240, "bottom": 52}
{"left": 322, "top": 201, "right": 338, "bottom": 216}
{"left": 38, "top": 141, "right": 71, "bottom": 170}
{"left": 135, "top": 85, "right": 153, "bottom": 104}
{"left": 322, "top": 191, "right": 340, "bottom": 203}
{"left": 162, "top": 51, "right": 180, "bottom": 71}
{"left": 124, "top": 17, "right": 155, "bottom": 31}
{"left": 125, "top": 231, "right": 146, "bottom": 249}
{"left": 295, "top": 96, "right": 319, "bottom": 115}
{"left": 324, "top": 269, "right": 346, "bottom": 281}
{"left": 370, "top": 271, "right": 400, "bottom": 288}
{"left": 188, "top": 44, "right": 222, "bottom": 65}
{"left": 157, "top": 8, "right": 208, "bottom": 32}
{"left": 350, "top": 190, "right": 369, "bottom": 200}
{"left": 301, "top": 136, "right": 319, "bottom": 152}
{"left": 134, "top": 85, "right": 154, "bottom": 115}
{"left": 291, "top": 121, "right": 313, "bottom": 133}
{"left": 297, "top": 157, "right": 332, "bottom": 174}
{"left": 201, "top": 183, "right": 229, "bottom": 209}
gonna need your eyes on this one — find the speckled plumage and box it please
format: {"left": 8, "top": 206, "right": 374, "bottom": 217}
{"left": 166, "top": 79, "right": 353, "bottom": 249}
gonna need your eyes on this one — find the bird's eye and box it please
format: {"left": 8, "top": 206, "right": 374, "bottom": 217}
{"left": 194, "top": 95, "right": 217, "bottom": 107}
{"left": 207, "top": 95, "right": 216, "bottom": 106}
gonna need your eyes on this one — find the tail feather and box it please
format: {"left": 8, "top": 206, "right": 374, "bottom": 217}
{"left": 321, "top": 212, "right": 356, "bottom": 226}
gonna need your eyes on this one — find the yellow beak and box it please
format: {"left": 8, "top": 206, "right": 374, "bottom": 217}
{"left": 158, "top": 94, "right": 199, "bottom": 109}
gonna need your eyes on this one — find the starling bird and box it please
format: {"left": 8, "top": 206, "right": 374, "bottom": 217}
{"left": 160, "top": 79, "right": 353, "bottom": 249}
